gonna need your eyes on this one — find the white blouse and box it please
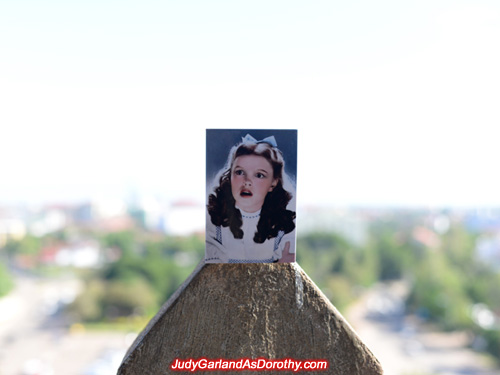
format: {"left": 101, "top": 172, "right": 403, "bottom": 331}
{"left": 205, "top": 208, "right": 296, "bottom": 263}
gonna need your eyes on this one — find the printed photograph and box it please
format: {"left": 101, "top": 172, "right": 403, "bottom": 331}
{"left": 206, "top": 129, "right": 298, "bottom": 263}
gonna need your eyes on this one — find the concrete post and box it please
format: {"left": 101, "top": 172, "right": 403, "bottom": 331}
{"left": 118, "top": 262, "right": 383, "bottom": 375}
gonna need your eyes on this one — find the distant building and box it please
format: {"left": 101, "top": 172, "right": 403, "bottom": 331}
{"left": 71, "top": 199, "right": 135, "bottom": 232}
{"left": 30, "top": 208, "right": 67, "bottom": 237}
{"left": 475, "top": 234, "right": 500, "bottom": 270}
{"left": 465, "top": 208, "right": 500, "bottom": 233}
{"left": 0, "top": 218, "right": 26, "bottom": 246}
{"left": 40, "top": 240, "right": 102, "bottom": 268}
{"left": 72, "top": 198, "right": 128, "bottom": 224}
{"left": 128, "top": 195, "right": 165, "bottom": 231}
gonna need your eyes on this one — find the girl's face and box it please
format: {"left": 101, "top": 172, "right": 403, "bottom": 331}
{"left": 231, "top": 155, "right": 277, "bottom": 213}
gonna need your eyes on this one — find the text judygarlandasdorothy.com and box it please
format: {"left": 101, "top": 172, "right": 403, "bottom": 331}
{"left": 170, "top": 357, "right": 329, "bottom": 372}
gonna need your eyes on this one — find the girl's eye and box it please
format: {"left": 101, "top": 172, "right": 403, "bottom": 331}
{"left": 256, "top": 173, "right": 266, "bottom": 179}
{"left": 234, "top": 170, "right": 244, "bottom": 176}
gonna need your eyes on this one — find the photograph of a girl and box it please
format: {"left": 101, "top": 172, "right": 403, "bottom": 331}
{"left": 206, "top": 129, "right": 297, "bottom": 263}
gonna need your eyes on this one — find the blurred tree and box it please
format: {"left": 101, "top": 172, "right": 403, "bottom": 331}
{"left": 69, "top": 278, "right": 157, "bottom": 321}
{"left": 69, "top": 279, "right": 106, "bottom": 322}
{"left": 409, "top": 251, "right": 472, "bottom": 329}
{"left": 468, "top": 271, "right": 500, "bottom": 312}
{"left": 101, "top": 231, "right": 136, "bottom": 259}
{"left": 5, "top": 234, "right": 41, "bottom": 256}
{"left": 104, "top": 279, "right": 158, "bottom": 318}
{"left": 66, "top": 231, "right": 205, "bottom": 324}
{"left": 440, "top": 222, "right": 476, "bottom": 266}
{"left": 297, "top": 231, "right": 376, "bottom": 311}
{"left": 323, "top": 275, "right": 354, "bottom": 312}
{"left": 367, "top": 221, "right": 414, "bottom": 281}
{"left": 0, "top": 263, "right": 14, "bottom": 297}
{"left": 482, "top": 330, "right": 500, "bottom": 360}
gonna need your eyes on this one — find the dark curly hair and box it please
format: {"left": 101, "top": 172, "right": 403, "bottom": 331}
{"left": 207, "top": 141, "right": 296, "bottom": 243}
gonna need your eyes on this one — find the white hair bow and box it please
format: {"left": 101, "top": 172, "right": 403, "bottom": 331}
{"left": 242, "top": 134, "right": 278, "bottom": 148}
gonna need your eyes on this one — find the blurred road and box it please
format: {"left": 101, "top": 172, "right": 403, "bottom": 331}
{"left": 347, "top": 282, "right": 500, "bottom": 375}
{"left": 0, "top": 275, "right": 132, "bottom": 375}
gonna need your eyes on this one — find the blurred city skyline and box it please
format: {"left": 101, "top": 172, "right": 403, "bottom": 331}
{"left": 1, "top": 0, "right": 499, "bottom": 208}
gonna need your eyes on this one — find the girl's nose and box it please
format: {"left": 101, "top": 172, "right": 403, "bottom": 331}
{"left": 244, "top": 178, "right": 251, "bottom": 186}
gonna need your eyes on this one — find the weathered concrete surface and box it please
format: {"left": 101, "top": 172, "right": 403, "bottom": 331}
{"left": 118, "top": 262, "right": 383, "bottom": 375}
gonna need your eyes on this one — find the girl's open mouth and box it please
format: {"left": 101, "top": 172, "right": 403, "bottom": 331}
{"left": 240, "top": 190, "right": 253, "bottom": 197}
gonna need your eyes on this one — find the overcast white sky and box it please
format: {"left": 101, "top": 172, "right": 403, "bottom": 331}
{"left": 1, "top": 0, "right": 499, "bottom": 208}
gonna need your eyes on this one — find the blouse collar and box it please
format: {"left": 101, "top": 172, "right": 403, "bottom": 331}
{"left": 236, "top": 206, "right": 261, "bottom": 219}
